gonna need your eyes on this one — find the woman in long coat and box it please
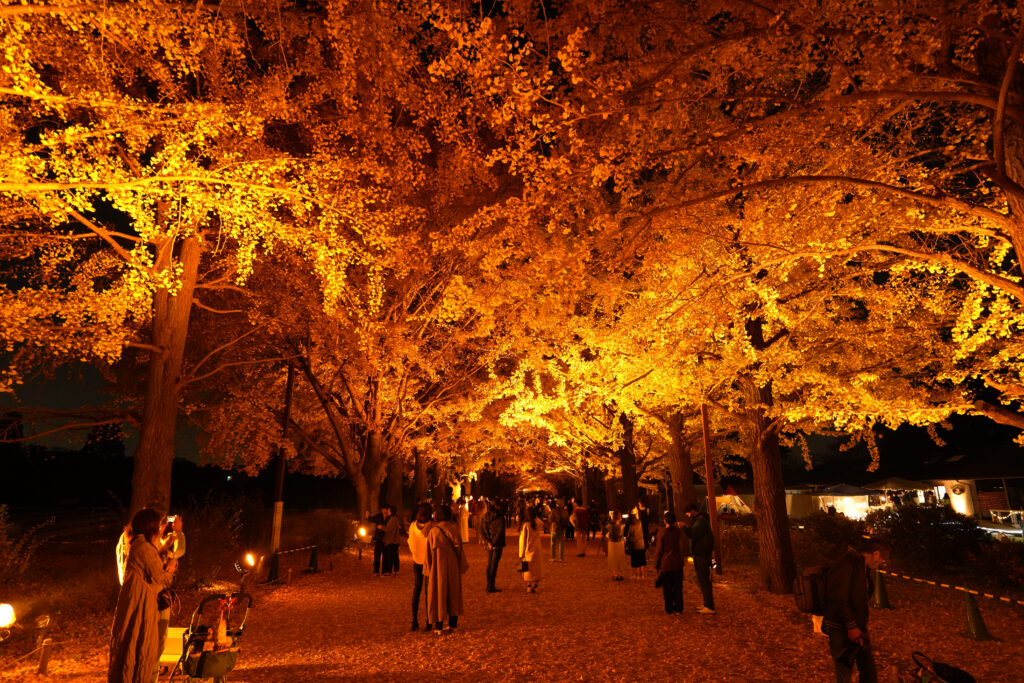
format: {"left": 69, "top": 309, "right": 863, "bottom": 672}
{"left": 424, "top": 505, "right": 466, "bottom": 634}
{"left": 108, "top": 508, "right": 177, "bottom": 683}
{"left": 518, "top": 506, "right": 543, "bottom": 593}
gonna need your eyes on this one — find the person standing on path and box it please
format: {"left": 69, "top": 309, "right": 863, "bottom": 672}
{"left": 480, "top": 499, "right": 506, "bottom": 592}
{"left": 108, "top": 508, "right": 178, "bottom": 683}
{"left": 424, "top": 505, "right": 467, "bottom": 634}
{"left": 628, "top": 507, "right": 648, "bottom": 579}
{"left": 407, "top": 503, "right": 433, "bottom": 631}
{"left": 549, "top": 499, "right": 566, "bottom": 562}
{"left": 382, "top": 506, "right": 402, "bottom": 576}
{"left": 606, "top": 511, "right": 627, "bottom": 581}
{"left": 518, "top": 506, "right": 544, "bottom": 593}
{"left": 155, "top": 514, "right": 186, "bottom": 672}
{"left": 823, "top": 538, "right": 887, "bottom": 683}
{"left": 637, "top": 499, "right": 651, "bottom": 548}
{"left": 565, "top": 498, "right": 575, "bottom": 541}
{"left": 684, "top": 503, "right": 715, "bottom": 614}
{"left": 571, "top": 504, "right": 589, "bottom": 556}
{"left": 457, "top": 497, "right": 471, "bottom": 544}
{"left": 653, "top": 510, "right": 686, "bottom": 614}
{"left": 370, "top": 509, "right": 386, "bottom": 577}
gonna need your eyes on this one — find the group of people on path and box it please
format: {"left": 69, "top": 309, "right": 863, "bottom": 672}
{"left": 391, "top": 493, "right": 719, "bottom": 638}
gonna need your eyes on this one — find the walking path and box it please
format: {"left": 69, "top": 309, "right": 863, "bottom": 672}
{"left": 4, "top": 535, "right": 1021, "bottom": 681}
{"left": 231, "top": 537, "right": 1021, "bottom": 682}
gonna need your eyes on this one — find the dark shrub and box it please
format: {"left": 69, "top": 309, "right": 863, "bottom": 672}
{"left": 972, "top": 536, "right": 1024, "bottom": 589}
{"left": 719, "top": 519, "right": 758, "bottom": 565}
{"left": 178, "top": 492, "right": 269, "bottom": 587}
{"left": 865, "top": 504, "right": 985, "bottom": 573}
{"left": 792, "top": 512, "right": 866, "bottom": 566}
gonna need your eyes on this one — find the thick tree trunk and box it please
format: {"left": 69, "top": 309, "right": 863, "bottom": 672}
{"left": 432, "top": 460, "right": 448, "bottom": 506}
{"left": 386, "top": 454, "right": 404, "bottom": 522}
{"left": 604, "top": 475, "right": 618, "bottom": 513}
{"left": 742, "top": 377, "right": 796, "bottom": 593}
{"left": 666, "top": 411, "right": 697, "bottom": 519}
{"left": 412, "top": 448, "right": 428, "bottom": 504}
{"left": 353, "top": 432, "right": 387, "bottom": 518}
{"left": 354, "top": 477, "right": 373, "bottom": 521}
{"left": 616, "top": 413, "right": 639, "bottom": 511}
{"left": 129, "top": 236, "right": 201, "bottom": 513}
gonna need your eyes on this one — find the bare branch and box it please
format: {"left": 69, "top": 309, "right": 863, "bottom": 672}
{"left": 192, "top": 298, "right": 244, "bottom": 315}
{"left": 187, "top": 323, "right": 265, "bottom": 377}
{"left": 180, "top": 355, "right": 299, "bottom": 388}
{"left": 1, "top": 420, "right": 123, "bottom": 443}
{"left": 993, "top": 22, "right": 1024, "bottom": 179}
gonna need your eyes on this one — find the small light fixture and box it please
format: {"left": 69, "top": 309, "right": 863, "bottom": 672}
{"left": 358, "top": 526, "right": 367, "bottom": 538}
{"left": 0, "top": 603, "right": 15, "bottom": 629}
{"left": 245, "top": 553, "right": 257, "bottom": 568}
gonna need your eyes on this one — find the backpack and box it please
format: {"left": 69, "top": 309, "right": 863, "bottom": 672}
{"left": 913, "top": 652, "right": 975, "bottom": 683}
{"left": 793, "top": 565, "right": 828, "bottom": 615}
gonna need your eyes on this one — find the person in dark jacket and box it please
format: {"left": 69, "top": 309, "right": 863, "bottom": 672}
{"left": 382, "top": 505, "right": 402, "bottom": 576}
{"left": 369, "top": 509, "right": 386, "bottom": 576}
{"left": 480, "top": 499, "right": 507, "bottom": 592}
{"left": 684, "top": 503, "right": 716, "bottom": 614}
{"left": 823, "top": 538, "right": 888, "bottom": 683}
{"left": 653, "top": 510, "right": 687, "bottom": 614}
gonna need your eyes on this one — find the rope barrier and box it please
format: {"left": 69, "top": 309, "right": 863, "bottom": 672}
{"left": 878, "top": 569, "right": 1024, "bottom": 607}
{"left": 276, "top": 544, "right": 317, "bottom": 556}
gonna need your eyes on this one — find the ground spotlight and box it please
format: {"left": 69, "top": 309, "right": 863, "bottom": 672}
{"left": 0, "top": 603, "right": 14, "bottom": 629}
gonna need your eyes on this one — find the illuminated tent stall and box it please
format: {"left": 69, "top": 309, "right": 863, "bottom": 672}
{"left": 816, "top": 484, "right": 880, "bottom": 520}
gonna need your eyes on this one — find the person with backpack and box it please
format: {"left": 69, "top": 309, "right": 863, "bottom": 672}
{"left": 823, "top": 537, "right": 888, "bottom": 683}
{"left": 683, "top": 503, "right": 715, "bottom": 614}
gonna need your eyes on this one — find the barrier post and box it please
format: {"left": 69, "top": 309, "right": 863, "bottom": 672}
{"left": 964, "top": 593, "right": 994, "bottom": 641}
{"left": 306, "top": 546, "right": 320, "bottom": 573}
{"left": 870, "top": 568, "right": 892, "bottom": 609}
{"left": 37, "top": 638, "right": 52, "bottom": 675}
{"left": 265, "top": 552, "right": 280, "bottom": 583}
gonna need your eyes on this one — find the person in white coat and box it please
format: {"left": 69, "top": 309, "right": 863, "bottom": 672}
{"left": 518, "top": 506, "right": 544, "bottom": 593}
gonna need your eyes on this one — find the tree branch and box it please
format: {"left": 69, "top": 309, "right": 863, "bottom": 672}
{"left": 973, "top": 399, "right": 1024, "bottom": 431}
{"left": 187, "top": 324, "right": 265, "bottom": 377}
{"left": 192, "top": 298, "right": 244, "bottom": 315}
{"left": 180, "top": 355, "right": 299, "bottom": 388}
{"left": 65, "top": 208, "right": 139, "bottom": 265}
{"left": 993, "top": 22, "right": 1024, "bottom": 180}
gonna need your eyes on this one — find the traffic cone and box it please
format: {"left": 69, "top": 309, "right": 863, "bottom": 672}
{"left": 964, "top": 593, "right": 995, "bottom": 641}
{"left": 870, "top": 569, "right": 891, "bottom": 609}
{"left": 305, "top": 546, "right": 320, "bottom": 573}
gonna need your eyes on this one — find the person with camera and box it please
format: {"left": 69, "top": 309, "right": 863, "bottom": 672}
{"left": 155, "top": 514, "right": 186, "bottom": 671}
{"left": 108, "top": 508, "right": 178, "bottom": 683}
